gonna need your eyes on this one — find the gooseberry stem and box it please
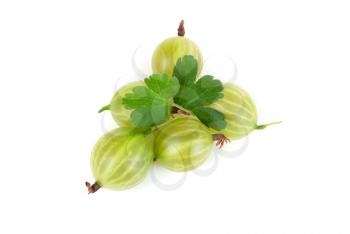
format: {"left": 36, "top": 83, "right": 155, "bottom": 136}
{"left": 98, "top": 104, "right": 110, "bottom": 113}
{"left": 256, "top": 121, "right": 282, "bottom": 130}
{"left": 177, "top": 20, "right": 185, "bottom": 36}
{"left": 85, "top": 181, "right": 101, "bottom": 194}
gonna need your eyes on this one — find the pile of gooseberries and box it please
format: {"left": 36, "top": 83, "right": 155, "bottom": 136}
{"left": 85, "top": 20, "right": 280, "bottom": 193}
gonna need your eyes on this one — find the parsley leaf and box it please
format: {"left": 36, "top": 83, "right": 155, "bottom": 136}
{"left": 173, "top": 55, "right": 226, "bottom": 130}
{"left": 173, "top": 55, "right": 198, "bottom": 86}
{"left": 191, "top": 107, "right": 226, "bottom": 130}
{"left": 175, "top": 75, "right": 224, "bottom": 109}
{"left": 145, "top": 74, "right": 180, "bottom": 98}
{"left": 122, "top": 74, "right": 179, "bottom": 128}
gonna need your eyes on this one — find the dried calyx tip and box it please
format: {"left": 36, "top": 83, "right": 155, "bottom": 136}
{"left": 85, "top": 181, "right": 101, "bottom": 194}
{"left": 177, "top": 20, "right": 185, "bottom": 36}
{"left": 213, "top": 134, "right": 230, "bottom": 148}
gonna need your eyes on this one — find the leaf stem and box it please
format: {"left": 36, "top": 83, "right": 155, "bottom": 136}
{"left": 177, "top": 20, "right": 185, "bottom": 36}
{"left": 98, "top": 104, "right": 110, "bottom": 113}
{"left": 256, "top": 121, "right": 282, "bottom": 130}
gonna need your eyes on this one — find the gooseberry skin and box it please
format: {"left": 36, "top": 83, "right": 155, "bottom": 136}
{"left": 91, "top": 128, "right": 154, "bottom": 190}
{"left": 152, "top": 37, "right": 203, "bottom": 78}
{"left": 154, "top": 117, "right": 213, "bottom": 172}
{"left": 208, "top": 83, "right": 258, "bottom": 140}
{"left": 110, "top": 81, "right": 144, "bottom": 127}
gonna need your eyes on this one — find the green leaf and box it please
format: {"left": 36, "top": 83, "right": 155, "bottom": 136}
{"left": 174, "top": 75, "right": 224, "bottom": 110}
{"left": 172, "top": 56, "right": 226, "bottom": 130}
{"left": 173, "top": 55, "right": 198, "bottom": 85}
{"left": 195, "top": 75, "right": 224, "bottom": 105}
{"left": 192, "top": 107, "right": 226, "bottom": 130}
{"left": 144, "top": 74, "right": 180, "bottom": 98}
{"left": 122, "top": 74, "right": 179, "bottom": 128}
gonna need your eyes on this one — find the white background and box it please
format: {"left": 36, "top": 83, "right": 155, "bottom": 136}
{"left": 1, "top": 0, "right": 349, "bottom": 233}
